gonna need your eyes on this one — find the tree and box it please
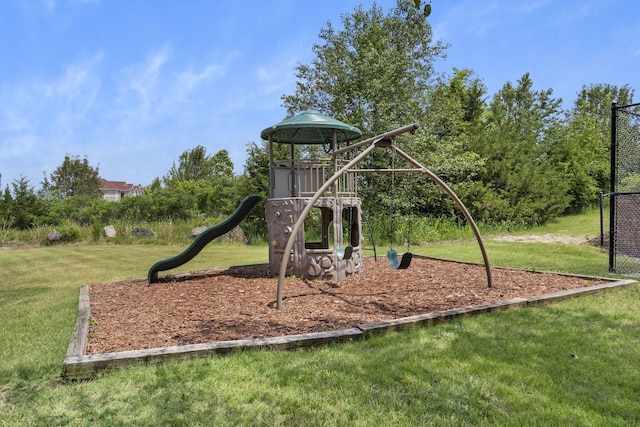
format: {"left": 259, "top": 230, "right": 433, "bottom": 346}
{"left": 539, "top": 83, "right": 637, "bottom": 213}
{"left": 163, "top": 146, "right": 235, "bottom": 187}
{"left": 550, "top": 104, "right": 608, "bottom": 212}
{"left": 7, "top": 176, "right": 43, "bottom": 229}
{"left": 409, "top": 69, "right": 488, "bottom": 217}
{"left": 160, "top": 146, "right": 242, "bottom": 218}
{"left": 42, "top": 155, "right": 102, "bottom": 198}
{"left": 0, "top": 184, "right": 11, "bottom": 227}
{"left": 573, "top": 83, "right": 634, "bottom": 138}
{"left": 470, "top": 73, "right": 570, "bottom": 224}
{"left": 282, "top": 0, "right": 446, "bottom": 136}
{"left": 422, "top": 69, "right": 486, "bottom": 180}
{"left": 281, "top": 0, "right": 446, "bottom": 221}
{"left": 211, "top": 149, "right": 234, "bottom": 178}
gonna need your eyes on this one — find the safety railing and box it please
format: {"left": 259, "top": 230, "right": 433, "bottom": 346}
{"left": 271, "top": 159, "right": 357, "bottom": 198}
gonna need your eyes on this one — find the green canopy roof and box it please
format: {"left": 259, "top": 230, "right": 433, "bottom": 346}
{"left": 260, "top": 110, "right": 362, "bottom": 144}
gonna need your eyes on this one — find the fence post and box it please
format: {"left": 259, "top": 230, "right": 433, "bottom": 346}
{"left": 609, "top": 102, "right": 617, "bottom": 272}
{"left": 599, "top": 192, "right": 604, "bottom": 247}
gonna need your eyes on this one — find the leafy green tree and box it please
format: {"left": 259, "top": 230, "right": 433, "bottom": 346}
{"left": 549, "top": 106, "right": 607, "bottom": 212}
{"left": 0, "top": 175, "right": 6, "bottom": 225}
{"left": 414, "top": 69, "right": 488, "bottom": 216}
{"left": 211, "top": 149, "right": 234, "bottom": 178}
{"left": 564, "top": 84, "right": 636, "bottom": 199}
{"left": 282, "top": 0, "right": 445, "bottom": 136}
{"left": 7, "top": 176, "right": 43, "bottom": 229}
{"left": 160, "top": 146, "right": 241, "bottom": 218}
{"left": 573, "top": 83, "right": 634, "bottom": 138}
{"left": 148, "top": 146, "right": 242, "bottom": 221}
{"left": 42, "top": 155, "right": 102, "bottom": 198}
{"left": 406, "top": 75, "right": 488, "bottom": 225}
{"left": 1, "top": 184, "right": 11, "bottom": 227}
{"left": 281, "top": 0, "right": 446, "bottom": 223}
{"left": 164, "top": 146, "right": 233, "bottom": 186}
{"left": 118, "top": 185, "right": 193, "bottom": 222}
{"left": 470, "top": 73, "right": 570, "bottom": 225}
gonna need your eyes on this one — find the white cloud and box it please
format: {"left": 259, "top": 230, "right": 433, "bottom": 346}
{"left": 0, "top": 134, "right": 37, "bottom": 161}
{"left": 513, "top": 0, "right": 552, "bottom": 14}
{"left": 174, "top": 65, "right": 221, "bottom": 98}
{"left": 41, "top": 0, "right": 101, "bottom": 12}
{"left": 114, "top": 45, "right": 172, "bottom": 127}
{"left": 0, "top": 52, "right": 103, "bottom": 186}
{"left": 112, "top": 45, "right": 232, "bottom": 133}
{"left": 42, "top": 0, "right": 56, "bottom": 12}
{"left": 0, "top": 52, "right": 102, "bottom": 141}
{"left": 49, "top": 53, "right": 103, "bottom": 133}
{"left": 432, "top": 0, "right": 503, "bottom": 40}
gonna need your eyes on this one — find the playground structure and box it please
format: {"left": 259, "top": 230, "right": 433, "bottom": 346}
{"left": 261, "top": 111, "right": 365, "bottom": 283}
{"left": 146, "top": 110, "right": 491, "bottom": 304}
{"left": 261, "top": 110, "right": 492, "bottom": 309}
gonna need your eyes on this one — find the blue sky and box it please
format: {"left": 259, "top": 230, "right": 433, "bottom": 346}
{"left": 1, "top": 0, "right": 638, "bottom": 189}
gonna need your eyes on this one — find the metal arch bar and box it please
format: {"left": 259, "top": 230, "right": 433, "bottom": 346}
{"left": 333, "top": 123, "right": 418, "bottom": 156}
{"left": 392, "top": 145, "right": 493, "bottom": 288}
{"left": 275, "top": 123, "right": 493, "bottom": 309}
{"left": 349, "top": 168, "right": 421, "bottom": 173}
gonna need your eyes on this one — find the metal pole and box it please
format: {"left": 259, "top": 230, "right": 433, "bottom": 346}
{"left": 332, "top": 129, "right": 338, "bottom": 197}
{"left": 392, "top": 145, "right": 493, "bottom": 288}
{"left": 268, "top": 137, "right": 274, "bottom": 198}
{"left": 333, "top": 123, "right": 418, "bottom": 156}
{"left": 599, "top": 192, "right": 604, "bottom": 247}
{"left": 290, "top": 143, "right": 296, "bottom": 197}
{"left": 609, "top": 102, "right": 617, "bottom": 272}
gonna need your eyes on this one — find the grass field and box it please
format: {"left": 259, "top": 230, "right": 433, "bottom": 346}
{"left": 1, "top": 209, "right": 639, "bottom": 426}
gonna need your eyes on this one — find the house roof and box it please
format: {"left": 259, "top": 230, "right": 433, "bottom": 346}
{"left": 100, "top": 178, "right": 143, "bottom": 193}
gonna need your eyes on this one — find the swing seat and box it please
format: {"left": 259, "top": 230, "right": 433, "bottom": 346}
{"left": 387, "top": 249, "right": 412, "bottom": 270}
{"left": 337, "top": 245, "right": 353, "bottom": 260}
{"left": 398, "top": 252, "right": 412, "bottom": 269}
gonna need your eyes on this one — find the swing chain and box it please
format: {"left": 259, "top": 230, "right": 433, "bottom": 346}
{"left": 406, "top": 130, "right": 417, "bottom": 253}
{"left": 389, "top": 139, "right": 396, "bottom": 250}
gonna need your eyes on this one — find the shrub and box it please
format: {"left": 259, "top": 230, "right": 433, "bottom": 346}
{"left": 57, "top": 224, "right": 82, "bottom": 242}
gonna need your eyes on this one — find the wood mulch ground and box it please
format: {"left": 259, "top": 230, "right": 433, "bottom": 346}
{"left": 86, "top": 256, "right": 607, "bottom": 355}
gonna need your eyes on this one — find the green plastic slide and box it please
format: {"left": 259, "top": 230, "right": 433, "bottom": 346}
{"left": 147, "top": 194, "right": 262, "bottom": 284}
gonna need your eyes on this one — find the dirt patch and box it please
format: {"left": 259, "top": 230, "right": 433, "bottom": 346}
{"left": 491, "top": 234, "right": 595, "bottom": 245}
{"left": 86, "top": 257, "right": 607, "bottom": 354}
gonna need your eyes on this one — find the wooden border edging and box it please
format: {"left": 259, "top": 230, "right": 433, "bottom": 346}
{"left": 357, "top": 298, "right": 529, "bottom": 337}
{"left": 65, "top": 286, "right": 90, "bottom": 360}
{"left": 64, "top": 328, "right": 364, "bottom": 380}
{"left": 63, "top": 276, "right": 637, "bottom": 380}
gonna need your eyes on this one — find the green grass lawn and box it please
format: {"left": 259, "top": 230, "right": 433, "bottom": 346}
{"left": 1, "top": 210, "right": 639, "bottom": 426}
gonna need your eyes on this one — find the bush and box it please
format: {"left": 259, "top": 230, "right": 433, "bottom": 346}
{"left": 91, "top": 221, "right": 103, "bottom": 242}
{"left": 57, "top": 224, "right": 82, "bottom": 242}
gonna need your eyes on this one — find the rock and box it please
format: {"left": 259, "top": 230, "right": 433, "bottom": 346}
{"left": 47, "top": 230, "right": 61, "bottom": 243}
{"left": 103, "top": 225, "right": 117, "bottom": 238}
{"left": 131, "top": 227, "right": 156, "bottom": 238}
{"left": 218, "top": 225, "right": 247, "bottom": 244}
{"left": 190, "top": 225, "right": 208, "bottom": 239}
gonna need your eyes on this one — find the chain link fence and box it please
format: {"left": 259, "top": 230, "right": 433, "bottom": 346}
{"left": 610, "top": 102, "right": 640, "bottom": 275}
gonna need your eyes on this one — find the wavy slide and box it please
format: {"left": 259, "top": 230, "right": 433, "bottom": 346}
{"left": 147, "top": 194, "right": 262, "bottom": 284}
